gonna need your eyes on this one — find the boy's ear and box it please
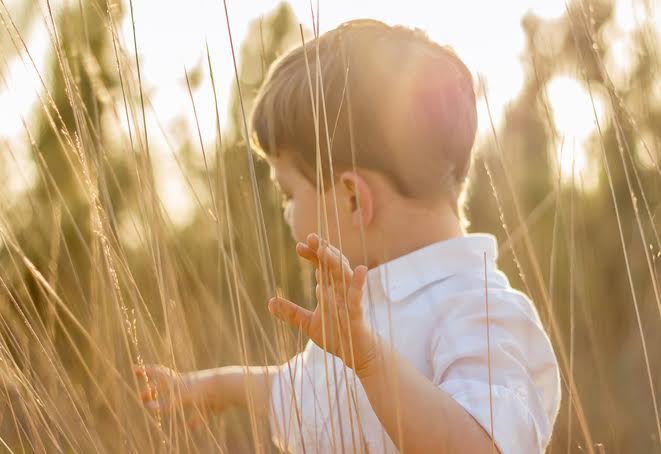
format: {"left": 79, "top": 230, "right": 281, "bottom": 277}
{"left": 339, "top": 171, "right": 373, "bottom": 228}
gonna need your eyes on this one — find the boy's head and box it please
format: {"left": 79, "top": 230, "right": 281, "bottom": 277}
{"left": 250, "top": 19, "right": 477, "bottom": 265}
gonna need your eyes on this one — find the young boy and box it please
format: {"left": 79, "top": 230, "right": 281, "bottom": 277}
{"left": 136, "top": 19, "right": 560, "bottom": 454}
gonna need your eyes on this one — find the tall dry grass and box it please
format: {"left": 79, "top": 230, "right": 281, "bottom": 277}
{"left": 0, "top": 0, "right": 659, "bottom": 453}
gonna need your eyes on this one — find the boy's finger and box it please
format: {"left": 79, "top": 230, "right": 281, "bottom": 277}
{"left": 296, "top": 242, "right": 319, "bottom": 265}
{"left": 140, "top": 386, "right": 156, "bottom": 402}
{"left": 317, "top": 245, "right": 351, "bottom": 281}
{"left": 134, "top": 365, "right": 149, "bottom": 379}
{"left": 347, "top": 265, "right": 368, "bottom": 311}
{"left": 146, "top": 399, "right": 166, "bottom": 414}
{"left": 268, "top": 297, "right": 313, "bottom": 336}
{"left": 135, "top": 364, "right": 163, "bottom": 381}
{"left": 306, "top": 234, "right": 352, "bottom": 280}
{"left": 305, "top": 233, "right": 321, "bottom": 251}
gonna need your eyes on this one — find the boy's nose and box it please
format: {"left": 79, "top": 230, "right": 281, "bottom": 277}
{"left": 283, "top": 203, "right": 294, "bottom": 227}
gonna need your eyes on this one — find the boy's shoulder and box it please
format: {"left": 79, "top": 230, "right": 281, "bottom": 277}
{"left": 370, "top": 233, "right": 547, "bottom": 330}
{"left": 439, "top": 282, "right": 543, "bottom": 324}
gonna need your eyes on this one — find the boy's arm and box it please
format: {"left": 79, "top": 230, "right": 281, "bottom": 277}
{"left": 355, "top": 335, "right": 501, "bottom": 453}
{"left": 190, "top": 365, "right": 281, "bottom": 415}
{"left": 136, "top": 364, "right": 282, "bottom": 421}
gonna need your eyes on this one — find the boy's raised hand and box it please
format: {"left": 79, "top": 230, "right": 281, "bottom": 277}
{"left": 268, "top": 233, "right": 376, "bottom": 375}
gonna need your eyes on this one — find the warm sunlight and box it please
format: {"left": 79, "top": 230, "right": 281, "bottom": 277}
{"left": 0, "top": 0, "right": 652, "bottom": 209}
{"left": 1, "top": 1, "right": 661, "bottom": 453}
{"left": 546, "top": 75, "right": 605, "bottom": 189}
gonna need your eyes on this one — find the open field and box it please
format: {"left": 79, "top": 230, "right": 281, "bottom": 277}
{"left": 0, "top": 0, "right": 660, "bottom": 452}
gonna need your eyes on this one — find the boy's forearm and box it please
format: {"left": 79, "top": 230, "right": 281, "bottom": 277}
{"left": 190, "top": 365, "right": 281, "bottom": 415}
{"left": 356, "top": 336, "right": 500, "bottom": 454}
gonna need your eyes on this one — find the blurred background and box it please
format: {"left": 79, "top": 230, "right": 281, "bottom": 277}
{"left": 0, "top": 0, "right": 659, "bottom": 452}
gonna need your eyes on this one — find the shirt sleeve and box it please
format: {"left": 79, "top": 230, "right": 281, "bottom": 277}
{"left": 269, "top": 344, "right": 309, "bottom": 453}
{"left": 429, "top": 288, "right": 561, "bottom": 454}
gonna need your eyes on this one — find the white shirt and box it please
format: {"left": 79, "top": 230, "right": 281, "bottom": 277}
{"left": 269, "top": 233, "right": 561, "bottom": 454}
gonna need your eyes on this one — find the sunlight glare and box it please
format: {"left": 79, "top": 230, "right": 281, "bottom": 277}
{"left": 615, "top": 0, "right": 646, "bottom": 32}
{"left": 158, "top": 160, "right": 197, "bottom": 229}
{"left": 547, "top": 76, "right": 604, "bottom": 141}
{"left": 524, "top": 0, "right": 567, "bottom": 20}
{"left": 606, "top": 35, "right": 635, "bottom": 88}
{"left": 0, "top": 24, "right": 48, "bottom": 138}
{"left": 547, "top": 76, "right": 605, "bottom": 187}
{"left": 0, "top": 23, "right": 49, "bottom": 198}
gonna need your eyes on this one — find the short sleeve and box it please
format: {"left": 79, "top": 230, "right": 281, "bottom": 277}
{"left": 429, "top": 289, "right": 561, "bottom": 454}
{"left": 269, "top": 343, "right": 310, "bottom": 453}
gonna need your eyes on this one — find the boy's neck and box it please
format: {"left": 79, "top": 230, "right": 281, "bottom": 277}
{"left": 366, "top": 200, "right": 465, "bottom": 268}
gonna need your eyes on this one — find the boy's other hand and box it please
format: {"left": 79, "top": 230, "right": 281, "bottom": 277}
{"left": 134, "top": 364, "right": 222, "bottom": 429}
{"left": 268, "top": 233, "right": 377, "bottom": 376}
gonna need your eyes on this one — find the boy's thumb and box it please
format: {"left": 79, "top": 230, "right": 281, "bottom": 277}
{"left": 268, "top": 297, "right": 312, "bottom": 335}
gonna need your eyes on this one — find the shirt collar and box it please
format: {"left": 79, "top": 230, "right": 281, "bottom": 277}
{"left": 366, "top": 233, "right": 499, "bottom": 302}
